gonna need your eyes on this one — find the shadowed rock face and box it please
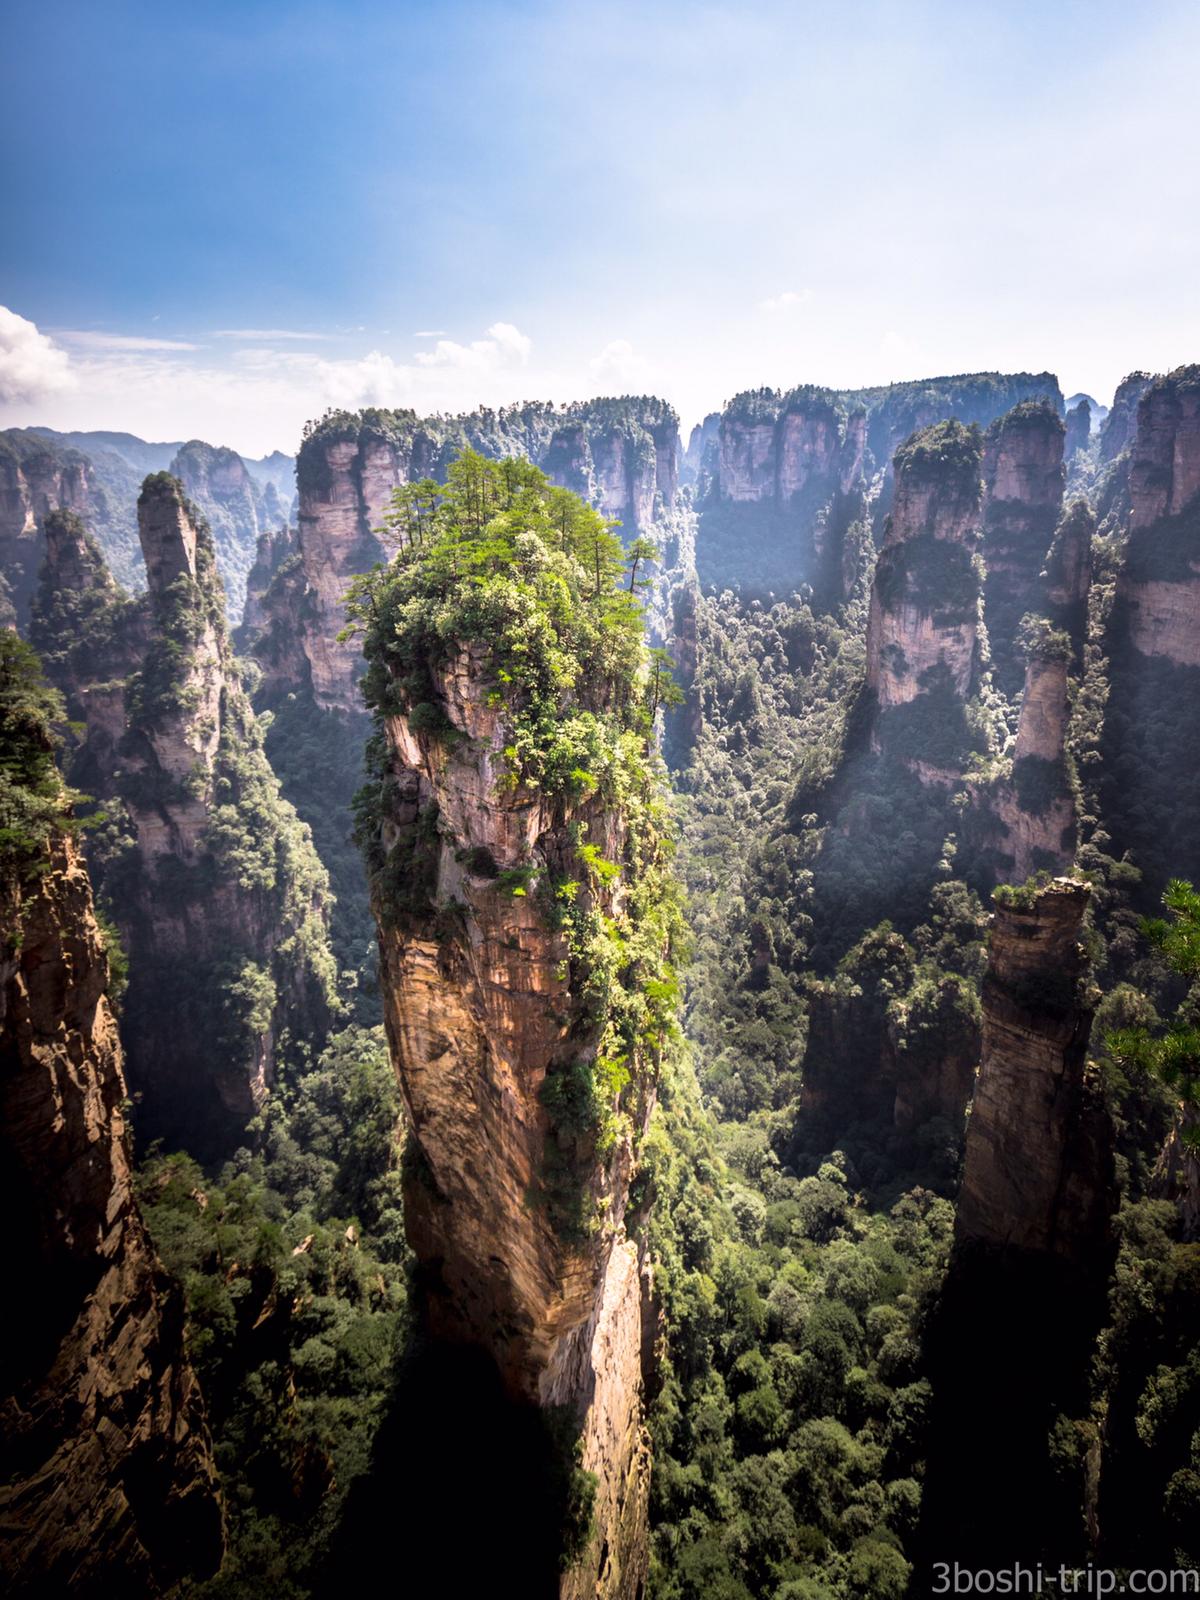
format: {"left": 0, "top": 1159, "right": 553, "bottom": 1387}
{"left": 956, "top": 880, "right": 1111, "bottom": 1258}
{"left": 990, "top": 647, "right": 1077, "bottom": 883}
{"left": 864, "top": 421, "right": 985, "bottom": 770}
{"left": 919, "top": 881, "right": 1114, "bottom": 1574}
{"left": 1100, "top": 368, "right": 1200, "bottom": 898}
{"left": 980, "top": 402, "right": 1065, "bottom": 698}
{"left": 31, "top": 476, "right": 335, "bottom": 1160}
{"left": 0, "top": 828, "right": 223, "bottom": 1596}
{"left": 1042, "top": 498, "right": 1094, "bottom": 651}
{"left": 0, "top": 437, "right": 92, "bottom": 626}
{"left": 366, "top": 644, "right": 656, "bottom": 1599}
{"left": 1100, "top": 370, "right": 1154, "bottom": 463}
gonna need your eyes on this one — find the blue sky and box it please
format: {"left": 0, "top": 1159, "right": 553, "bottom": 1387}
{"left": 1, "top": 0, "right": 1197, "bottom": 453}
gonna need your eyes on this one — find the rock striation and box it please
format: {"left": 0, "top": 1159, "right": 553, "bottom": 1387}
{"left": 357, "top": 528, "right": 675, "bottom": 1596}
{"left": 1099, "top": 371, "right": 1154, "bottom": 463}
{"left": 0, "top": 815, "right": 223, "bottom": 1594}
{"left": 980, "top": 401, "right": 1065, "bottom": 698}
{"left": 30, "top": 479, "right": 337, "bottom": 1159}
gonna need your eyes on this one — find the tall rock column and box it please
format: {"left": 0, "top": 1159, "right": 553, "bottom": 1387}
{"left": 31, "top": 475, "right": 337, "bottom": 1159}
{"left": 0, "top": 663, "right": 223, "bottom": 1595}
{"left": 980, "top": 400, "right": 1066, "bottom": 698}
{"left": 920, "top": 880, "right": 1114, "bottom": 1571}
{"left": 990, "top": 623, "right": 1078, "bottom": 881}
{"left": 864, "top": 419, "right": 988, "bottom": 780}
{"left": 355, "top": 467, "right": 678, "bottom": 1596}
{"left": 1100, "top": 366, "right": 1200, "bottom": 896}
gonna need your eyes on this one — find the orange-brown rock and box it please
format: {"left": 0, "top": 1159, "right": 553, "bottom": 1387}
{"left": 369, "top": 643, "right": 655, "bottom": 1599}
{"left": 0, "top": 828, "right": 223, "bottom": 1596}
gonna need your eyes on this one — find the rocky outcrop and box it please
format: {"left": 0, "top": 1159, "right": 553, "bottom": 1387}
{"left": 715, "top": 388, "right": 865, "bottom": 505}
{"left": 170, "top": 440, "right": 270, "bottom": 621}
{"left": 1042, "top": 498, "right": 1094, "bottom": 651}
{"left": 255, "top": 401, "right": 680, "bottom": 712}
{"left": 680, "top": 411, "right": 720, "bottom": 488}
{"left": 0, "top": 431, "right": 93, "bottom": 627}
{"left": 31, "top": 476, "right": 337, "bottom": 1159}
{"left": 864, "top": 420, "right": 986, "bottom": 772}
{"left": 364, "top": 639, "right": 663, "bottom": 1597}
{"left": 1065, "top": 399, "right": 1091, "bottom": 460}
{"left": 237, "top": 521, "right": 299, "bottom": 647}
{"left": 1099, "top": 371, "right": 1154, "bottom": 462}
{"left": 990, "top": 648, "right": 1078, "bottom": 894}
{"left": 0, "top": 824, "right": 223, "bottom": 1595}
{"left": 980, "top": 401, "right": 1065, "bottom": 698}
{"left": 956, "top": 879, "right": 1111, "bottom": 1257}
{"left": 920, "top": 880, "right": 1114, "bottom": 1571}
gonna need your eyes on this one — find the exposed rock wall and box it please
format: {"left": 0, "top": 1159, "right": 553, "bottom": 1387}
{"left": 1100, "top": 367, "right": 1200, "bottom": 896}
{"left": 980, "top": 401, "right": 1065, "bottom": 698}
{"left": 0, "top": 827, "right": 223, "bottom": 1595}
{"left": 366, "top": 644, "right": 656, "bottom": 1598}
{"left": 257, "top": 401, "right": 680, "bottom": 712}
{"left": 32, "top": 478, "right": 336, "bottom": 1158}
{"left": 169, "top": 440, "right": 270, "bottom": 621}
{"left": 1099, "top": 370, "right": 1154, "bottom": 462}
{"left": 920, "top": 880, "right": 1114, "bottom": 1571}
{"left": 1042, "top": 498, "right": 1094, "bottom": 652}
{"left": 864, "top": 420, "right": 986, "bottom": 772}
{"left": 0, "top": 433, "right": 93, "bottom": 626}
{"left": 956, "top": 880, "right": 1111, "bottom": 1257}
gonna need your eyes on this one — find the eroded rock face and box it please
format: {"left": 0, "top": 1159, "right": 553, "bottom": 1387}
{"left": 956, "top": 880, "right": 1112, "bottom": 1258}
{"left": 981, "top": 402, "right": 1065, "bottom": 697}
{"left": 259, "top": 404, "right": 680, "bottom": 711}
{"left": 1100, "top": 371, "right": 1154, "bottom": 463}
{"left": 33, "top": 477, "right": 335, "bottom": 1158}
{"left": 1114, "top": 367, "right": 1200, "bottom": 668}
{"left": 0, "top": 436, "right": 93, "bottom": 626}
{"left": 864, "top": 421, "right": 985, "bottom": 761}
{"left": 1043, "top": 499, "right": 1094, "bottom": 649}
{"left": 368, "top": 644, "right": 655, "bottom": 1599}
{"left": 0, "top": 829, "right": 223, "bottom": 1596}
{"left": 238, "top": 521, "right": 299, "bottom": 646}
{"left": 991, "top": 651, "right": 1077, "bottom": 881}
{"left": 716, "top": 390, "right": 865, "bottom": 505}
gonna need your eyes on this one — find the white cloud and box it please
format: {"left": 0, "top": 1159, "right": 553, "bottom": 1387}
{"left": 311, "top": 350, "right": 413, "bottom": 408}
{"left": 758, "top": 289, "right": 814, "bottom": 314}
{"left": 0, "top": 306, "right": 76, "bottom": 404}
{"left": 214, "top": 328, "right": 333, "bottom": 341}
{"left": 413, "top": 329, "right": 447, "bottom": 338}
{"left": 415, "top": 321, "right": 532, "bottom": 370}
{"left": 58, "top": 330, "right": 199, "bottom": 352}
{"left": 588, "top": 338, "right": 651, "bottom": 389}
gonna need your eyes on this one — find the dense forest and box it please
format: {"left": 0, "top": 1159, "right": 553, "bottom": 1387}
{"left": 4, "top": 367, "right": 1200, "bottom": 1600}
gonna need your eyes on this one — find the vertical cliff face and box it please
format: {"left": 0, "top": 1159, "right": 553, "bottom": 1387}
{"left": 1100, "top": 370, "right": 1154, "bottom": 462}
{"left": 1042, "top": 498, "right": 1094, "bottom": 649}
{"left": 957, "top": 879, "right": 1111, "bottom": 1256}
{"left": 254, "top": 402, "right": 681, "bottom": 712}
{"left": 715, "top": 388, "right": 865, "bottom": 504}
{"left": 0, "top": 703, "right": 222, "bottom": 1594}
{"left": 169, "top": 440, "right": 269, "bottom": 621}
{"left": 354, "top": 458, "right": 678, "bottom": 1595}
{"left": 1065, "top": 398, "right": 1091, "bottom": 460}
{"left": 1100, "top": 367, "right": 1200, "bottom": 896}
{"left": 864, "top": 420, "right": 987, "bottom": 773}
{"left": 32, "top": 476, "right": 337, "bottom": 1159}
{"left": 921, "top": 881, "right": 1114, "bottom": 1572}
{"left": 980, "top": 401, "right": 1065, "bottom": 698}
{"left": 237, "top": 521, "right": 299, "bottom": 648}
{"left": 989, "top": 628, "right": 1077, "bottom": 882}
{"left": 0, "top": 433, "right": 94, "bottom": 626}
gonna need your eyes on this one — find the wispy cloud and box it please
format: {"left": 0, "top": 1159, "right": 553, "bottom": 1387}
{"left": 0, "top": 306, "right": 76, "bottom": 403}
{"left": 413, "top": 329, "right": 447, "bottom": 338}
{"left": 58, "top": 330, "right": 199, "bottom": 351}
{"left": 415, "top": 321, "right": 531, "bottom": 370}
{"left": 214, "top": 328, "right": 333, "bottom": 341}
{"left": 758, "top": 289, "right": 814, "bottom": 314}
